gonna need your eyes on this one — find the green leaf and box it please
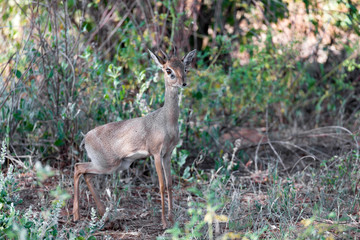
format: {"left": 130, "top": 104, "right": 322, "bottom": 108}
{"left": 15, "top": 70, "right": 22, "bottom": 79}
{"left": 48, "top": 69, "right": 54, "bottom": 79}
{"left": 187, "top": 186, "right": 203, "bottom": 197}
{"left": 24, "top": 221, "right": 34, "bottom": 229}
{"left": 178, "top": 150, "right": 189, "bottom": 168}
{"left": 54, "top": 138, "right": 65, "bottom": 147}
{"left": 193, "top": 91, "right": 203, "bottom": 100}
{"left": 68, "top": 0, "right": 74, "bottom": 8}
{"left": 13, "top": 110, "right": 23, "bottom": 121}
{"left": 182, "top": 166, "right": 191, "bottom": 179}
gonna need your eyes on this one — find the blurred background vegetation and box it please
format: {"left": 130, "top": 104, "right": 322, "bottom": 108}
{"left": 0, "top": 0, "right": 360, "bottom": 238}
{"left": 1, "top": 0, "right": 359, "bottom": 168}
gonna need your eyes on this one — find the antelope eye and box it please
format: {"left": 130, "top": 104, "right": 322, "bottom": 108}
{"left": 184, "top": 68, "right": 188, "bottom": 73}
{"left": 166, "top": 68, "right": 172, "bottom": 75}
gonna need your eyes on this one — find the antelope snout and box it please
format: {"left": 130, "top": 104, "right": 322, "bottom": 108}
{"left": 182, "top": 83, "right": 187, "bottom": 87}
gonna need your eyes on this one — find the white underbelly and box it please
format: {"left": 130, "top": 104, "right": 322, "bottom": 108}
{"left": 116, "top": 150, "right": 150, "bottom": 171}
{"left": 125, "top": 150, "right": 149, "bottom": 160}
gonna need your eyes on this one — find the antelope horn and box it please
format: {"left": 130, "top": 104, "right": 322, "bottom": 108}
{"left": 160, "top": 49, "right": 169, "bottom": 61}
{"left": 172, "top": 46, "right": 177, "bottom": 57}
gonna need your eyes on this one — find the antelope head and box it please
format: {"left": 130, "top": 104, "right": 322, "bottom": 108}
{"left": 148, "top": 48, "right": 197, "bottom": 88}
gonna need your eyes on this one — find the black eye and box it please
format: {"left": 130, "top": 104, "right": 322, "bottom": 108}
{"left": 184, "top": 68, "right": 188, "bottom": 73}
{"left": 171, "top": 74, "right": 175, "bottom": 79}
{"left": 166, "top": 68, "right": 172, "bottom": 75}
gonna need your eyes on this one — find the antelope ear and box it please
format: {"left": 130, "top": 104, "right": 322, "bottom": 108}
{"left": 148, "top": 49, "right": 165, "bottom": 68}
{"left": 182, "top": 49, "right": 197, "bottom": 67}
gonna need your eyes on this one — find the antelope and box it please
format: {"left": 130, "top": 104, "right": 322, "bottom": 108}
{"left": 73, "top": 48, "right": 197, "bottom": 228}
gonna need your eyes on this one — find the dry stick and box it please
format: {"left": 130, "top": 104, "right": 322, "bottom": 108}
{"left": 98, "top": 1, "right": 136, "bottom": 52}
{"left": 124, "top": 1, "right": 147, "bottom": 47}
{"left": 158, "top": 8, "right": 170, "bottom": 48}
{"left": 9, "top": 1, "right": 36, "bottom": 112}
{"left": 308, "top": 133, "right": 357, "bottom": 153}
{"left": 69, "top": 0, "right": 86, "bottom": 55}
{"left": 102, "top": 23, "right": 131, "bottom": 58}
{"left": 33, "top": 6, "right": 62, "bottom": 120}
{"left": 6, "top": 155, "right": 28, "bottom": 170}
{"left": 290, "top": 155, "right": 316, "bottom": 173}
{"left": 191, "top": 0, "right": 199, "bottom": 51}
{"left": 210, "top": 1, "right": 218, "bottom": 48}
{"left": 254, "top": 135, "right": 265, "bottom": 172}
{"left": 85, "top": 3, "right": 117, "bottom": 47}
{"left": 13, "top": 0, "right": 28, "bottom": 17}
{"left": 231, "top": 150, "right": 251, "bottom": 174}
{"left": 46, "top": 0, "right": 60, "bottom": 116}
{"left": 273, "top": 141, "right": 322, "bottom": 161}
{"left": 36, "top": 1, "right": 50, "bottom": 80}
{"left": 347, "top": 104, "right": 360, "bottom": 125}
{"left": 297, "top": 126, "right": 356, "bottom": 138}
{"left": 63, "top": 2, "right": 77, "bottom": 103}
{"left": 0, "top": 6, "right": 39, "bottom": 110}
{"left": 145, "top": 0, "right": 160, "bottom": 46}
{"left": 31, "top": 7, "right": 54, "bottom": 118}
{"left": 251, "top": 0, "right": 270, "bottom": 26}
{"left": 0, "top": 51, "right": 41, "bottom": 111}
{"left": 303, "top": 126, "right": 359, "bottom": 150}
{"left": 265, "top": 107, "right": 287, "bottom": 172}
{"left": 137, "top": 0, "right": 151, "bottom": 42}
{"left": 64, "top": 0, "right": 69, "bottom": 57}
{"left": 322, "top": 50, "right": 359, "bottom": 82}
{"left": 338, "top": 91, "right": 354, "bottom": 126}
{"left": 215, "top": 0, "right": 224, "bottom": 34}
{"left": 54, "top": 1, "right": 61, "bottom": 117}
{"left": 294, "top": 125, "right": 359, "bottom": 161}
{"left": 302, "top": 133, "right": 351, "bottom": 138}
{"left": 290, "top": 134, "right": 349, "bottom": 158}
{"left": 0, "top": 54, "right": 16, "bottom": 109}
{"left": 0, "top": 54, "right": 15, "bottom": 78}
{"left": 207, "top": 44, "right": 225, "bottom": 69}
{"left": 59, "top": 51, "right": 76, "bottom": 96}
{"left": 57, "top": 2, "right": 73, "bottom": 103}
{"left": 296, "top": 49, "right": 360, "bottom": 106}
{"left": 168, "top": 0, "right": 176, "bottom": 47}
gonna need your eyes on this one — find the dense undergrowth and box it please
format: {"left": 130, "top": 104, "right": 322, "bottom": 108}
{"left": 1, "top": 0, "right": 360, "bottom": 239}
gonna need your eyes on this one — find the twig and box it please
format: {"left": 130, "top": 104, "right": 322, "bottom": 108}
{"left": 6, "top": 155, "right": 29, "bottom": 170}
{"left": 59, "top": 51, "right": 76, "bottom": 101}
{"left": 272, "top": 141, "right": 322, "bottom": 161}
{"left": 98, "top": 1, "right": 136, "bottom": 51}
{"left": 290, "top": 155, "right": 316, "bottom": 172}
{"left": 254, "top": 135, "right": 265, "bottom": 172}
{"left": 69, "top": 0, "right": 86, "bottom": 55}
{"left": 85, "top": 3, "right": 117, "bottom": 47}
{"left": 265, "top": 107, "right": 287, "bottom": 171}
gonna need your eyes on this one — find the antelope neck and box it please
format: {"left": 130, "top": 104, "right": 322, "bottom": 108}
{"left": 163, "top": 84, "right": 180, "bottom": 125}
